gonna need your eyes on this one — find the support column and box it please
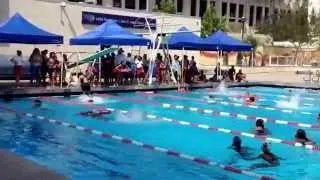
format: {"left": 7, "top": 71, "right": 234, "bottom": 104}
{"left": 121, "top": 0, "right": 125, "bottom": 9}
{"left": 196, "top": 0, "right": 200, "bottom": 17}
{"left": 173, "top": 0, "right": 177, "bottom": 13}
{"left": 216, "top": 0, "right": 222, "bottom": 17}
{"left": 183, "top": 0, "right": 191, "bottom": 16}
{"left": 135, "top": 0, "right": 139, "bottom": 10}
{"left": 253, "top": 6, "right": 257, "bottom": 26}
{"left": 262, "top": 6, "right": 265, "bottom": 21}
{"left": 226, "top": 2, "right": 230, "bottom": 18}
{"left": 236, "top": 2, "right": 239, "bottom": 20}
{"left": 207, "top": 0, "right": 210, "bottom": 8}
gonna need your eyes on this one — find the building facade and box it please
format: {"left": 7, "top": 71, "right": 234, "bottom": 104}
{"left": 66, "top": 0, "right": 294, "bottom": 27}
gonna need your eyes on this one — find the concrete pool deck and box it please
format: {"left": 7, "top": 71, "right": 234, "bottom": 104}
{"left": 0, "top": 149, "right": 66, "bottom": 180}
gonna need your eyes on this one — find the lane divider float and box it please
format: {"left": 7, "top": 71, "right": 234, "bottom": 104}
{"left": 96, "top": 94, "right": 320, "bottom": 129}
{"left": 41, "top": 96, "right": 320, "bottom": 151}
{"left": 0, "top": 106, "right": 275, "bottom": 180}
{"left": 137, "top": 92, "right": 315, "bottom": 116}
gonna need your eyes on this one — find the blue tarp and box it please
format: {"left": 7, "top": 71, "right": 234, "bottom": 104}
{"left": 202, "top": 30, "right": 253, "bottom": 51}
{"left": 0, "top": 13, "right": 63, "bottom": 44}
{"left": 70, "top": 20, "right": 150, "bottom": 46}
{"left": 163, "top": 27, "right": 204, "bottom": 50}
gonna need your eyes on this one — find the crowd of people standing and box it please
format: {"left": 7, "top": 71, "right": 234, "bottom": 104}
{"left": 10, "top": 47, "right": 246, "bottom": 88}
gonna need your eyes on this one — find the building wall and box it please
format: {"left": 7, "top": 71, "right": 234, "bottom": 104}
{"left": 0, "top": 0, "right": 201, "bottom": 58}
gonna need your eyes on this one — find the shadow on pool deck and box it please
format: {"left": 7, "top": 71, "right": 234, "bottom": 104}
{"left": 0, "top": 149, "right": 66, "bottom": 180}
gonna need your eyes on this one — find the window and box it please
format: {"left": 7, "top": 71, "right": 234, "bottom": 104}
{"left": 199, "top": 0, "right": 207, "bottom": 17}
{"left": 113, "top": 0, "right": 121, "bottom": 8}
{"left": 96, "top": 0, "right": 102, "bottom": 5}
{"left": 125, "top": 0, "right": 135, "bottom": 9}
{"left": 191, "top": 0, "right": 196, "bottom": 16}
{"left": 139, "top": 0, "right": 147, "bottom": 10}
{"left": 265, "top": 7, "right": 269, "bottom": 19}
{"left": 256, "top": 6, "right": 262, "bottom": 23}
{"left": 238, "top": 4, "right": 244, "bottom": 18}
{"left": 210, "top": 1, "right": 215, "bottom": 7}
{"left": 222, "top": 2, "right": 227, "bottom": 16}
{"left": 177, "top": 0, "right": 183, "bottom": 12}
{"left": 155, "top": 0, "right": 161, "bottom": 9}
{"left": 249, "top": 6, "right": 254, "bottom": 26}
{"left": 229, "top": 3, "right": 236, "bottom": 18}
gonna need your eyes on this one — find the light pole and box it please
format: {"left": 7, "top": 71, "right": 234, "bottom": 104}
{"left": 240, "top": 16, "right": 246, "bottom": 40}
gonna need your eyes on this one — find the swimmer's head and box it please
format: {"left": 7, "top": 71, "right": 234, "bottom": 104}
{"left": 232, "top": 136, "right": 242, "bottom": 150}
{"left": 261, "top": 142, "right": 270, "bottom": 153}
{"left": 295, "top": 129, "right": 307, "bottom": 139}
{"left": 33, "top": 99, "right": 42, "bottom": 107}
{"left": 88, "top": 99, "right": 94, "bottom": 103}
{"left": 256, "top": 119, "right": 264, "bottom": 128}
{"left": 249, "top": 96, "right": 255, "bottom": 102}
{"left": 289, "top": 89, "right": 292, "bottom": 93}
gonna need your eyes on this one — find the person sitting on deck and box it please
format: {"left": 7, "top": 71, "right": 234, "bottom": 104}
{"left": 249, "top": 143, "right": 282, "bottom": 169}
{"left": 198, "top": 70, "right": 207, "bottom": 82}
{"left": 235, "top": 69, "right": 246, "bottom": 82}
{"left": 79, "top": 109, "right": 112, "bottom": 118}
{"left": 295, "top": 129, "right": 314, "bottom": 145}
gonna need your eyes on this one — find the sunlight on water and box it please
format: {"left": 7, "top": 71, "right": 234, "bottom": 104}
{"left": 115, "top": 109, "right": 144, "bottom": 124}
{"left": 209, "top": 81, "right": 240, "bottom": 96}
{"left": 276, "top": 94, "right": 300, "bottom": 109}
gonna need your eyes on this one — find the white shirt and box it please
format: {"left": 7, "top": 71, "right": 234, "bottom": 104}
{"left": 172, "top": 59, "right": 181, "bottom": 73}
{"left": 10, "top": 56, "right": 24, "bottom": 66}
{"left": 115, "top": 54, "right": 127, "bottom": 65}
{"left": 135, "top": 59, "right": 143, "bottom": 68}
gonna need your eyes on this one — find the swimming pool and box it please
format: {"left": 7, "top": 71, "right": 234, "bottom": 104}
{"left": 0, "top": 85, "right": 320, "bottom": 180}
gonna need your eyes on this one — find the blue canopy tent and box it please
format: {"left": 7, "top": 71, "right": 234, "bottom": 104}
{"left": 70, "top": 20, "right": 150, "bottom": 46}
{"left": 0, "top": 13, "right": 63, "bottom": 44}
{"left": 202, "top": 30, "right": 252, "bottom": 51}
{"left": 162, "top": 27, "right": 205, "bottom": 50}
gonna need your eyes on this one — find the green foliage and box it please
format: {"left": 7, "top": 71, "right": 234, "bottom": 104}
{"left": 152, "top": 0, "right": 176, "bottom": 14}
{"left": 244, "top": 35, "right": 259, "bottom": 49}
{"left": 201, "top": 6, "right": 228, "bottom": 37}
{"left": 257, "top": 0, "right": 310, "bottom": 46}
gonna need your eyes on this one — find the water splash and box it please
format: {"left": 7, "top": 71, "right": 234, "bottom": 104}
{"left": 78, "top": 95, "right": 105, "bottom": 104}
{"left": 208, "top": 81, "right": 239, "bottom": 96}
{"left": 115, "top": 109, "right": 144, "bottom": 124}
{"left": 276, "top": 94, "right": 300, "bottom": 109}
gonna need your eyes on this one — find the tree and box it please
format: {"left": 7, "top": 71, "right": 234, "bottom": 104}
{"left": 201, "top": 6, "right": 228, "bottom": 37}
{"left": 257, "top": 0, "right": 311, "bottom": 63}
{"left": 152, "top": 0, "right": 176, "bottom": 14}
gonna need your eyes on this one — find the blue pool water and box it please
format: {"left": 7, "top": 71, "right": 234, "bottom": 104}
{"left": 0, "top": 86, "right": 320, "bottom": 179}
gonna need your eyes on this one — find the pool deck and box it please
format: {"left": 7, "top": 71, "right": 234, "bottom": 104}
{"left": 0, "top": 149, "right": 66, "bottom": 180}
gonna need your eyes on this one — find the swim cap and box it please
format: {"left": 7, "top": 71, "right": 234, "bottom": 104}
{"left": 88, "top": 99, "right": 94, "bottom": 103}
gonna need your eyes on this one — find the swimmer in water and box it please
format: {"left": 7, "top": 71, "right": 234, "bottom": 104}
{"left": 255, "top": 119, "right": 270, "bottom": 135}
{"left": 33, "top": 99, "right": 48, "bottom": 110}
{"left": 244, "top": 92, "right": 257, "bottom": 105}
{"left": 229, "top": 136, "right": 255, "bottom": 159}
{"left": 317, "top": 113, "right": 320, "bottom": 123}
{"left": 33, "top": 99, "right": 42, "bottom": 108}
{"left": 79, "top": 109, "right": 112, "bottom": 118}
{"left": 249, "top": 143, "right": 282, "bottom": 169}
{"left": 295, "top": 129, "right": 314, "bottom": 145}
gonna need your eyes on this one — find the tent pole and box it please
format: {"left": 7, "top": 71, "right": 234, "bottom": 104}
{"left": 251, "top": 49, "right": 254, "bottom": 68}
{"left": 60, "top": 50, "right": 63, "bottom": 88}
{"left": 216, "top": 49, "right": 220, "bottom": 81}
{"left": 99, "top": 57, "right": 102, "bottom": 86}
{"left": 219, "top": 50, "right": 222, "bottom": 80}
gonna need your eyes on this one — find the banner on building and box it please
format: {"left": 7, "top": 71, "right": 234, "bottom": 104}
{"left": 82, "top": 11, "right": 157, "bottom": 30}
